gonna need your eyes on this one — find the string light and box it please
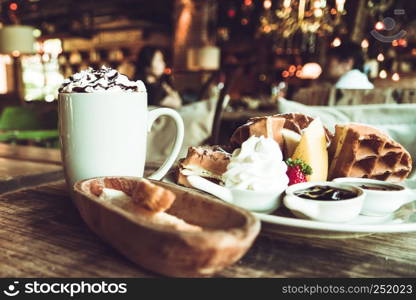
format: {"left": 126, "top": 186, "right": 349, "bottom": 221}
{"left": 9, "top": 2, "right": 18, "bottom": 11}
{"left": 392, "top": 73, "right": 400, "bottom": 82}
{"left": 227, "top": 9, "right": 236, "bottom": 18}
{"left": 377, "top": 53, "right": 385, "bottom": 62}
{"left": 298, "top": 63, "right": 322, "bottom": 79}
{"left": 336, "top": 0, "right": 345, "bottom": 12}
{"left": 241, "top": 18, "right": 249, "bottom": 25}
{"left": 331, "top": 37, "right": 342, "bottom": 47}
{"left": 263, "top": 25, "right": 272, "bottom": 33}
{"left": 314, "top": 9, "right": 323, "bottom": 17}
{"left": 392, "top": 40, "right": 399, "bottom": 47}
{"left": 259, "top": 0, "right": 345, "bottom": 38}
{"left": 283, "top": 0, "right": 291, "bottom": 9}
{"left": 379, "top": 70, "right": 387, "bottom": 79}
{"left": 398, "top": 39, "right": 408, "bottom": 47}
{"left": 361, "top": 39, "right": 369, "bottom": 49}
{"left": 33, "top": 28, "right": 42, "bottom": 38}
{"left": 244, "top": 0, "right": 253, "bottom": 6}
{"left": 263, "top": 0, "right": 272, "bottom": 10}
{"left": 375, "top": 21, "right": 385, "bottom": 31}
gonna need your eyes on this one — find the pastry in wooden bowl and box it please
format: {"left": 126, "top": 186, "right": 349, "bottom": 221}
{"left": 74, "top": 176, "right": 260, "bottom": 277}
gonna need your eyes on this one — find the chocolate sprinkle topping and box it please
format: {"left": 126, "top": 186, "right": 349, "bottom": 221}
{"left": 59, "top": 66, "right": 146, "bottom": 93}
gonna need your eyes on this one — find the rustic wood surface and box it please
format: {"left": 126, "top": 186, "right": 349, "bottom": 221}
{"left": 0, "top": 157, "right": 63, "bottom": 194}
{"left": 0, "top": 143, "right": 164, "bottom": 194}
{"left": 0, "top": 144, "right": 62, "bottom": 165}
{"left": 0, "top": 143, "right": 63, "bottom": 193}
{"left": 1, "top": 180, "right": 416, "bottom": 278}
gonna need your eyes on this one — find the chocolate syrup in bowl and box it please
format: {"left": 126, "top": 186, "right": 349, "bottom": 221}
{"left": 294, "top": 185, "right": 357, "bottom": 201}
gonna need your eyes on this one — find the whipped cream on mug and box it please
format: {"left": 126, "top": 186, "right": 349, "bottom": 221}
{"left": 59, "top": 66, "right": 146, "bottom": 93}
{"left": 223, "top": 136, "right": 289, "bottom": 191}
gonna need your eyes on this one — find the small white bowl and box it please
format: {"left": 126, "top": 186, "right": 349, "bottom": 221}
{"left": 186, "top": 175, "right": 285, "bottom": 214}
{"left": 227, "top": 187, "right": 284, "bottom": 213}
{"left": 284, "top": 182, "right": 365, "bottom": 223}
{"left": 332, "top": 178, "right": 414, "bottom": 216}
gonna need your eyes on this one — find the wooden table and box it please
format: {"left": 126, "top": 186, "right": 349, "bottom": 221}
{"left": 0, "top": 144, "right": 63, "bottom": 194}
{"left": 1, "top": 144, "right": 416, "bottom": 277}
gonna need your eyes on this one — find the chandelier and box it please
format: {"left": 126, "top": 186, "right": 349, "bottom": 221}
{"left": 259, "top": 0, "right": 346, "bottom": 38}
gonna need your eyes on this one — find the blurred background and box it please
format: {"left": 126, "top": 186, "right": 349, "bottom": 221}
{"left": 0, "top": 0, "right": 415, "bottom": 149}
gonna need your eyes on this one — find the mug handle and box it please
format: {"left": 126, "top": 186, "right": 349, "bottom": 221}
{"left": 146, "top": 108, "right": 184, "bottom": 180}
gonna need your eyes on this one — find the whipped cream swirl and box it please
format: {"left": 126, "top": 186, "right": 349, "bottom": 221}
{"left": 223, "top": 136, "right": 289, "bottom": 191}
{"left": 59, "top": 66, "right": 146, "bottom": 93}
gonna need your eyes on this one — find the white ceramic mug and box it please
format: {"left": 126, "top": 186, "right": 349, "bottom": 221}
{"left": 58, "top": 92, "right": 184, "bottom": 189}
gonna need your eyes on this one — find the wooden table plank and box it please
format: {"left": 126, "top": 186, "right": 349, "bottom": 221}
{"left": 0, "top": 157, "right": 63, "bottom": 194}
{"left": 0, "top": 182, "right": 155, "bottom": 277}
{"left": 1, "top": 180, "right": 416, "bottom": 278}
{"left": 0, "top": 144, "right": 167, "bottom": 194}
{"left": 0, "top": 143, "right": 62, "bottom": 165}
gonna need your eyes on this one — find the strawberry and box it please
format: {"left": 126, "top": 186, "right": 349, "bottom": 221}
{"left": 285, "top": 158, "right": 313, "bottom": 186}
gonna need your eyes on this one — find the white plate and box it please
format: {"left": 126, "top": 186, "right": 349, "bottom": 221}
{"left": 254, "top": 202, "right": 416, "bottom": 234}
{"left": 256, "top": 181, "right": 416, "bottom": 237}
{"left": 163, "top": 172, "right": 416, "bottom": 238}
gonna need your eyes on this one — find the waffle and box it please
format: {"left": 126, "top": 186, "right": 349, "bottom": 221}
{"left": 328, "top": 123, "right": 412, "bottom": 182}
{"left": 177, "top": 146, "right": 231, "bottom": 187}
{"left": 230, "top": 115, "right": 286, "bottom": 149}
{"left": 279, "top": 113, "right": 333, "bottom": 144}
{"left": 230, "top": 113, "right": 333, "bottom": 149}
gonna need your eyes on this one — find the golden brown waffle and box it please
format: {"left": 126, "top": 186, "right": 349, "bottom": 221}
{"left": 230, "top": 113, "right": 333, "bottom": 149}
{"left": 230, "top": 115, "right": 286, "bottom": 148}
{"left": 279, "top": 113, "right": 334, "bottom": 144}
{"left": 328, "top": 123, "right": 412, "bottom": 182}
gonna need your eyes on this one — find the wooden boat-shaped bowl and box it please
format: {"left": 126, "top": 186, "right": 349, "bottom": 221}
{"left": 73, "top": 177, "right": 261, "bottom": 277}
